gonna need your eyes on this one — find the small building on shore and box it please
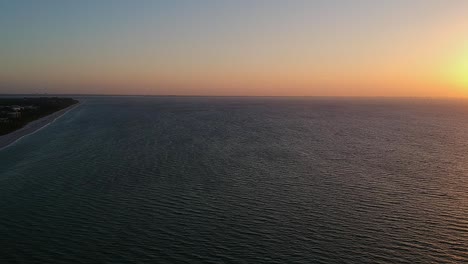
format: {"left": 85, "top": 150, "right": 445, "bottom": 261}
{"left": 23, "top": 105, "right": 39, "bottom": 110}
{"left": 10, "top": 105, "right": 22, "bottom": 112}
{"left": 7, "top": 112, "right": 21, "bottom": 119}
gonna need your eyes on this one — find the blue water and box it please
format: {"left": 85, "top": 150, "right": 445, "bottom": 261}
{"left": 1, "top": 97, "right": 467, "bottom": 263}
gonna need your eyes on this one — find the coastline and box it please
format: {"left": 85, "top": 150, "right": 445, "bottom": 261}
{"left": 0, "top": 103, "right": 80, "bottom": 151}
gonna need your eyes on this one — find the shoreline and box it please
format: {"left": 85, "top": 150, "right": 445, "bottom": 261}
{"left": 0, "top": 103, "right": 80, "bottom": 151}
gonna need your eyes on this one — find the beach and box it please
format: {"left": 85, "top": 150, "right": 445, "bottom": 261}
{"left": 0, "top": 103, "right": 79, "bottom": 150}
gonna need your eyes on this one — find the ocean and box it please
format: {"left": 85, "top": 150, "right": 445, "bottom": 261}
{"left": 0, "top": 97, "right": 467, "bottom": 263}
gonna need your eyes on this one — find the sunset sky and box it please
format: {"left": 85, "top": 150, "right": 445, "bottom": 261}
{"left": 1, "top": 0, "right": 468, "bottom": 96}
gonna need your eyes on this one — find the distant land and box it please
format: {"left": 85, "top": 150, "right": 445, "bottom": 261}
{"left": 0, "top": 97, "right": 78, "bottom": 149}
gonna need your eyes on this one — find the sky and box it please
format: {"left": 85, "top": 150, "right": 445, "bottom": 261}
{"left": 1, "top": 0, "right": 468, "bottom": 97}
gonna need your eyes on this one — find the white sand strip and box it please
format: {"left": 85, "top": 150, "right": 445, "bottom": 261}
{"left": 0, "top": 103, "right": 80, "bottom": 151}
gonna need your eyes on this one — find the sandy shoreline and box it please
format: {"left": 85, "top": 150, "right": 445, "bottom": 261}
{"left": 0, "top": 103, "right": 80, "bottom": 151}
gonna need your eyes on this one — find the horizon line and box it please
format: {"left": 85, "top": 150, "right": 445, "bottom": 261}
{"left": 0, "top": 93, "right": 466, "bottom": 99}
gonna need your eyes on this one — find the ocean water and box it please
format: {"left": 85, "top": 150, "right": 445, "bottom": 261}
{"left": 0, "top": 97, "right": 467, "bottom": 263}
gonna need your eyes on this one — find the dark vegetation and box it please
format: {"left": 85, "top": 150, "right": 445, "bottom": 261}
{"left": 0, "top": 97, "right": 78, "bottom": 135}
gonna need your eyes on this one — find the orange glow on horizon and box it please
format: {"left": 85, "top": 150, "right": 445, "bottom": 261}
{"left": 1, "top": 1, "right": 468, "bottom": 97}
{"left": 450, "top": 55, "right": 468, "bottom": 89}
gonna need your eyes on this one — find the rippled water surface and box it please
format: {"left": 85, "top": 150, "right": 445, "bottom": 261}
{"left": 1, "top": 97, "right": 467, "bottom": 263}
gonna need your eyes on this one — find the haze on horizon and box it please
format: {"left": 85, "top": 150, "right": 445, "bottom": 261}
{"left": 1, "top": 0, "right": 468, "bottom": 97}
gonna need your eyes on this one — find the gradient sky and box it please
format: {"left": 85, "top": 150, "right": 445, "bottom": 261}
{"left": 1, "top": 0, "right": 468, "bottom": 96}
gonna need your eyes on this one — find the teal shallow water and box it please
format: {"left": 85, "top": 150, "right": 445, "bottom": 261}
{"left": 0, "top": 97, "right": 467, "bottom": 263}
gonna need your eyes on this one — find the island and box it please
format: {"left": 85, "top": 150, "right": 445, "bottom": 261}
{"left": 0, "top": 97, "right": 79, "bottom": 149}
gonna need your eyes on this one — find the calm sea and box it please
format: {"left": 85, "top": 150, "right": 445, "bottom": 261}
{"left": 0, "top": 97, "right": 467, "bottom": 263}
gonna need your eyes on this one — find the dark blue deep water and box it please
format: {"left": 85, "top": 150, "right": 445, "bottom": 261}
{"left": 0, "top": 97, "right": 467, "bottom": 263}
